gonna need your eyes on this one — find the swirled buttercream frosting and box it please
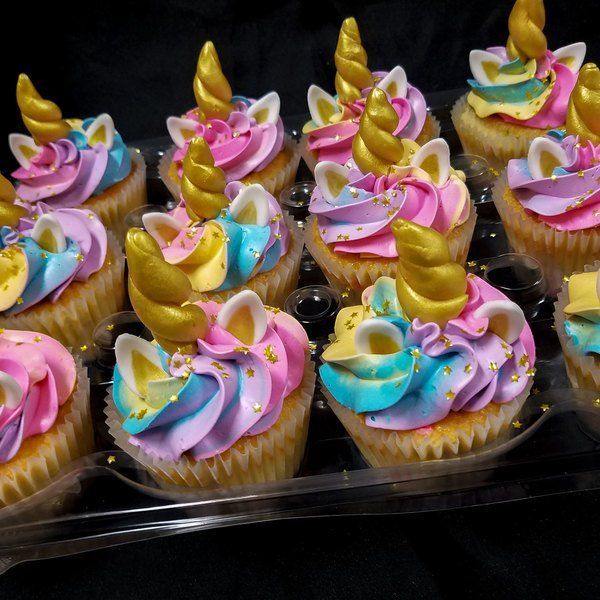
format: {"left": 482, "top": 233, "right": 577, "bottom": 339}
{"left": 0, "top": 329, "right": 76, "bottom": 464}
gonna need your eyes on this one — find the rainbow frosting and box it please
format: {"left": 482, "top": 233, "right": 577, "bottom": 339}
{"left": 115, "top": 229, "right": 309, "bottom": 461}
{"left": 0, "top": 330, "right": 76, "bottom": 464}
{"left": 309, "top": 88, "right": 470, "bottom": 257}
{"left": 303, "top": 17, "right": 427, "bottom": 165}
{"left": 320, "top": 220, "right": 535, "bottom": 431}
{"left": 144, "top": 138, "right": 290, "bottom": 292}
{"left": 467, "top": 0, "right": 586, "bottom": 129}
{"left": 9, "top": 75, "right": 131, "bottom": 208}
{"left": 563, "top": 269, "right": 600, "bottom": 357}
{"left": 166, "top": 42, "right": 284, "bottom": 183}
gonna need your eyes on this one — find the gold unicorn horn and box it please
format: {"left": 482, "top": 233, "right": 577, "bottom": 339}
{"left": 181, "top": 137, "right": 229, "bottom": 222}
{"left": 334, "top": 17, "right": 373, "bottom": 104}
{"left": 193, "top": 41, "right": 234, "bottom": 121}
{"left": 566, "top": 63, "right": 600, "bottom": 145}
{"left": 16, "top": 74, "right": 71, "bottom": 146}
{"left": 126, "top": 229, "right": 208, "bottom": 355}
{"left": 0, "top": 174, "right": 28, "bottom": 228}
{"left": 506, "top": 0, "right": 547, "bottom": 62}
{"left": 352, "top": 87, "right": 407, "bottom": 177}
{"left": 392, "top": 219, "right": 468, "bottom": 327}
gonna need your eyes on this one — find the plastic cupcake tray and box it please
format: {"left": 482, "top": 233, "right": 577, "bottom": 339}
{"left": 1, "top": 89, "right": 599, "bottom": 574}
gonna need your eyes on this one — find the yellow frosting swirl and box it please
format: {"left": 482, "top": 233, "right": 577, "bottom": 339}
{"left": 393, "top": 219, "right": 468, "bottom": 327}
{"left": 181, "top": 137, "right": 229, "bottom": 222}
{"left": 16, "top": 74, "right": 71, "bottom": 146}
{"left": 506, "top": 0, "right": 547, "bottom": 62}
{"left": 566, "top": 63, "right": 600, "bottom": 145}
{"left": 352, "top": 87, "right": 406, "bottom": 177}
{"left": 334, "top": 17, "right": 373, "bottom": 104}
{"left": 0, "top": 174, "right": 27, "bottom": 228}
{"left": 125, "top": 229, "right": 208, "bottom": 354}
{"left": 564, "top": 270, "right": 600, "bottom": 324}
{"left": 193, "top": 41, "right": 234, "bottom": 121}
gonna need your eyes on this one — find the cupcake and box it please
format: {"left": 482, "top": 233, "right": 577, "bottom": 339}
{"left": 302, "top": 17, "right": 440, "bottom": 172}
{"left": 143, "top": 138, "right": 302, "bottom": 308}
{"left": 554, "top": 262, "right": 600, "bottom": 391}
{"left": 104, "top": 229, "right": 315, "bottom": 488}
{"left": 493, "top": 63, "right": 600, "bottom": 292}
{"left": 320, "top": 220, "right": 535, "bottom": 467}
{"left": 159, "top": 41, "right": 300, "bottom": 201}
{"left": 451, "top": 0, "right": 587, "bottom": 170}
{"left": 304, "top": 87, "right": 476, "bottom": 304}
{"left": 8, "top": 74, "right": 147, "bottom": 241}
{"left": 0, "top": 173, "right": 125, "bottom": 354}
{"left": 0, "top": 329, "right": 92, "bottom": 507}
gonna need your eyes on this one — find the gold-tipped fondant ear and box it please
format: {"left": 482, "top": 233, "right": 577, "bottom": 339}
{"left": 181, "top": 137, "right": 229, "bottom": 222}
{"left": 16, "top": 74, "right": 71, "bottom": 146}
{"left": 566, "top": 63, "right": 600, "bottom": 145}
{"left": 125, "top": 229, "right": 208, "bottom": 355}
{"left": 0, "top": 174, "right": 27, "bottom": 228}
{"left": 334, "top": 17, "right": 373, "bottom": 104}
{"left": 193, "top": 41, "right": 234, "bottom": 120}
{"left": 352, "top": 87, "right": 405, "bottom": 177}
{"left": 392, "top": 219, "right": 468, "bottom": 328}
{"left": 506, "top": 0, "right": 547, "bottom": 62}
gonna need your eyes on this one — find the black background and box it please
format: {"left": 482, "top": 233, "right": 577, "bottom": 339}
{"left": 2, "top": 0, "right": 600, "bottom": 596}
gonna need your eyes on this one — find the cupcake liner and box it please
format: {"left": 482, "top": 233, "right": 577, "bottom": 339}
{"left": 553, "top": 261, "right": 600, "bottom": 391}
{"left": 451, "top": 94, "right": 548, "bottom": 172}
{"left": 104, "top": 356, "right": 316, "bottom": 489}
{"left": 323, "top": 381, "right": 531, "bottom": 467}
{"left": 304, "top": 205, "right": 477, "bottom": 305}
{"left": 189, "top": 213, "right": 303, "bottom": 308}
{"left": 84, "top": 149, "right": 147, "bottom": 242}
{"left": 492, "top": 171, "right": 600, "bottom": 293}
{"left": 300, "top": 112, "right": 442, "bottom": 174}
{"left": 159, "top": 135, "right": 301, "bottom": 203}
{"left": 0, "top": 362, "right": 93, "bottom": 507}
{"left": 0, "top": 232, "right": 126, "bottom": 358}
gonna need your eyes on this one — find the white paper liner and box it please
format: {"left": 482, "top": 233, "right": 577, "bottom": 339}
{"left": 105, "top": 357, "right": 316, "bottom": 489}
{"left": 553, "top": 261, "right": 600, "bottom": 391}
{"left": 300, "top": 112, "right": 442, "bottom": 174}
{"left": 159, "top": 135, "right": 301, "bottom": 203}
{"left": 0, "top": 232, "right": 126, "bottom": 358}
{"left": 0, "top": 362, "right": 92, "bottom": 507}
{"left": 188, "top": 213, "right": 303, "bottom": 308}
{"left": 84, "top": 149, "right": 147, "bottom": 242}
{"left": 304, "top": 204, "right": 477, "bottom": 305}
{"left": 323, "top": 381, "right": 531, "bottom": 467}
{"left": 492, "top": 171, "right": 600, "bottom": 293}
{"left": 451, "top": 94, "right": 549, "bottom": 172}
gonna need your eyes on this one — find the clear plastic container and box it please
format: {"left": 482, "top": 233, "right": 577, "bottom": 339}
{"left": 1, "top": 90, "right": 599, "bottom": 574}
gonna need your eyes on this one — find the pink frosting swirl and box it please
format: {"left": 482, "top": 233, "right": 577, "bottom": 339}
{"left": 170, "top": 100, "right": 285, "bottom": 182}
{"left": 507, "top": 134, "right": 600, "bottom": 231}
{"left": 0, "top": 330, "right": 76, "bottom": 464}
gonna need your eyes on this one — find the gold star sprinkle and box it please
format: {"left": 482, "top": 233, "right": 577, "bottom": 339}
{"left": 518, "top": 354, "right": 529, "bottom": 367}
{"left": 532, "top": 387, "right": 540, "bottom": 395}
{"left": 33, "top": 336, "right": 42, "bottom": 342}
{"left": 234, "top": 346, "right": 250, "bottom": 354}
{"left": 341, "top": 288, "right": 350, "bottom": 299}
{"left": 446, "top": 390, "right": 456, "bottom": 400}
{"left": 169, "top": 394, "right": 178, "bottom": 403}
{"left": 308, "top": 342, "right": 317, "bottom": 351}
{"left": 75, "top": 253, "right": 85, "bottom": 262}
{"left": 107, "top": 455, "right": 116, "bottom": 464}
{"left": 593, "top": 398, "right": 600, "bottom": 407}
{"left": 106, "top": 324, "right": 114, "bottom": 331}
{"left": 410, "top": 349, "right": 421, "bottom": 358}
{"left": 443, "top": 366, "right": 452, "bottom": 375}
{"left": 246, "top": 367, "right": 255, "bottom": 378}
{"left": 185, "top": 357, "right": 192, "bottom": 365}
{"left": 16, "top": 297, "right": 23, "bottom": 305}
{"left": 87, "top": 213, "right": 94, "bottom": 219}
{"left": 511, "top": 374, "right": 520, "bottom": 382}
{"left": 41, "top": 252, "right": 48, "bottom": 259}
{"left": 181, "top": 371, "right": 190, "bottom": 380}
{"left": 252, "top": 402, "right": 262, "bottom": 413}
{"left": 467, "top": 261, "right": 476, "bottom": 268}
{"left": 512, "top": 420, "right": 523, "bottom": 429}
{"left": 264, "top": 344, "right": 279, "bottom": 364}
{"left": 136, "top": 408, "right": 147, "bottom": 420}
{"left": 540, "top": 404, "right": 550, "bottom": 412}
{"left": 489, "top": 361, "right": 499, "bottom": 372}
{"left": 577, "top": 170, "right": 585, "bottom": 178}
{"left": 526, "top": 368, "right": 536, "bottom": 377}
{"left": 80, "top": 345, "right": 88, "bottom": 352}
{"left": 464, "top": 363, "right": 472, "bottom": 374}
{"left": 505, "top": 351, "right": 514, "bottom": 359}
{"left": 414, "top": 362, "right": 420, "bottom": 373}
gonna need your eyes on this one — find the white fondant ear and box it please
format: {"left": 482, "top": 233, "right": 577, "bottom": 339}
{"left": 115, "top": 334, "right": 167, "bottom": 397}
{"left": 473, "top": 300, "right": 526, "bottom": 344}
{"left": 314, "top": 161, "right": 351, "bottom": 202}
{"left": 229, "top": 184, "right": 270, "bottom": 226}
{"left": 307, "top": 85, "right": 340, "bottom": 127}
{"left": 469, "top": 49, "right": 534, "bottom": 86}
{"left": 376, "top": 66, "right": 408, "bottom": 99}
{"left": 9, "top": 133, "right": 42, "bottom": 169}
{"left": 142, "top": 212, "right": 184, "bottom": 246}
{"left": 86, "top": 113, "right": 115, "bottom": 150}
{"left": 217, "top": 290, "right": 268, "bottom": 345}
{"left": 166, "top": 116, "right": 198, "bottom": 149}
{"left": 527, "top": 137, "right": 569, "bottom": 180}
{"left": 247, "top": 91, "right": 280, "bottom": 125}
{"left": 0, "top": 371, "right": 23, "bottom": 410}
{"left": 410, "top": 138, "right": 451, "bottom": 185}
{"left": 31, "top": 214, "right": 67, "bottom": 254}
{"left": 354, "top": 319, "right": 404, "bottom": 355}
{"left": 553, "top": 42, "right": 586, "bottom": 74}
